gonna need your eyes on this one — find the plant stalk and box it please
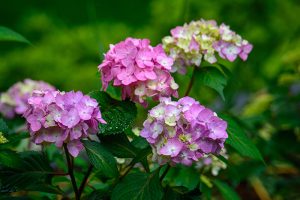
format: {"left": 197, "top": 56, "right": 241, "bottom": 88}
{"left": 160, "top": 164, "right": 171, "bottom": 182}
{"left": 184, "top": 66, "right": 197, "bottom": 96}
{"left": 63, "top": 144, "right": 79, "bottom": 200}
{"left": 78, "top": 165, "right": 93, "bottom": 198}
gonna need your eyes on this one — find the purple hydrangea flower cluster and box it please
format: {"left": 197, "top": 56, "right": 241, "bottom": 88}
{"left": 24, "top": 90, "right": 106, "bottom": 157}
{"left": 0, "top": 79, "right": 55, "bottom": 119}
{"left": 162, "top": 19, "right": 253, "bottom": 74}
{"left": 98, "top": 37, "right": 179, "bottom": 107}
{"left": 140, "top": 97, "right": 227, "bottom": 166}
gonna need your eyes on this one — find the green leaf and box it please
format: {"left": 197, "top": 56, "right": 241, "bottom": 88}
{"left": 170, "top": 167, "right": 199, "bottom": 191}
{"left": 197, "top": 67, "right": 228, "bottom": 101}
{"left": 0, "top": 118, "right": 9, "bottom": 134}
{"left": 213, "top": 180, "right": 241, "bottom": 200}
{"left": 99, "top": 133, "right": 138, "bottom": 158}
{"left": 0, "top": 151, "right": 56, "bottom": 193}
{"left": 86, "top": 189, "right": 108, "bottom": 200}
{"left": 220, "top": 114, "right": 264, "bottom": 163}
{"left": 25, "top": 184, "right": 63, "bottom": 194}
{"left": 0, "top": 150, "right": 23, "bottom": 168}
{"left": 89, "top": 91, "right": 137, "bottom": 135}
{"left": 82, "top": 140, "right": 118, "bottom": 178}
{"left": 0, "top": 26, "right": 30, "bottom": 44}
{"left": 131, "top": 146, "right": 152, "bottom": 173}
{"left": 111, "top": 170, "right": 163, "bottom": 200}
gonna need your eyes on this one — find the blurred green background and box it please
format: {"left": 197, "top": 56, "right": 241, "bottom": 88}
{"left": 1, "top": 0, "right": 300, "bottom": 199}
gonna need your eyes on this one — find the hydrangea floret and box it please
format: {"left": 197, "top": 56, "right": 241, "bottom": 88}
{"left": 140, "top": 97, "right": 228, "bottom": 166}
{"left": 24, "top": 90, "right": 106, "bottom": 157}
{"left": 0, "top": 79, "right": 55, "bottom": 118}
{"left": 98, "top": 37, "right": 179, "bottom": 106}
{"left": 162, "top": 19, "right": 253, "bottom": 74}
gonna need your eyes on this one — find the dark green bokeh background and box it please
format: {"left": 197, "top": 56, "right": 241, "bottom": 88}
{"left": 1, "top": 0, "right": 300, "bottom": 199}
{"left": 1, "top": 0, "right": 299, "bottom": 94}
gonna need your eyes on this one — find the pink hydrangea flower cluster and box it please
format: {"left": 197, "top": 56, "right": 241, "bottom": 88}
{"left": 140, "top": 97, "right": 227, "bottom": 166}
{"left": 162, "top": 19, "right": 253, "bottom": 74}
{"left": 24, "top": 90, "right": 106, "bottom": 157}
{"left": 0, "top": 79, "right": 55, "bottom": 119}
{"left": 98, "top": 37, "right": 179, "bottom": 106}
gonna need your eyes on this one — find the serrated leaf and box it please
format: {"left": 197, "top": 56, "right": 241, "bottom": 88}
{"left": 213, "top": 180, "right": 241, "bottom": 200}
{"left": 220, "top": 114, "right": 264, "bottom": 162}
{"left": 0, "top": 26, "right": 30, "bottom": 44}
{"left": 99, "top": 134, "right": 138, "bottom": 158}
{"left": 197, "top": 67, "right": 228, "bottom": 101}
{"left": 89, "top": 91, "right": 137, "bottom": 135}
{"left": 112, "top": 170, "right": 163, "bottom": 200}
{"left": 0, "top": 151, "right": 56, "bottom": 193}
{"left": 82, "top": 140, "right": 118, "bottom": 178}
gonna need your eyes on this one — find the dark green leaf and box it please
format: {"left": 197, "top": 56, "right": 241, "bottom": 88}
{"left": 99, "top": 133, "right": 138, "bottom": 158}
{"left": 89, "top": 91, "right": 137, "bottom": 135}
{"left": 86, "top": 189, "right": 108, "bottom": 200}
{"left": 220, "top": 114, "right": 264, "bottom": 162}
{"left": 0, "top": 26, "right": 30, "bottom": 44}
{"left": 82, "top": 140, "right": 118, "bottom": 178}
{"left": 200, "top": 182, "right": 212, "bottom": 200}
{"left": 213, "top": 180, "right": 241, "bottom": 200}
{"left": 0, "top": 118, "right": 9, "bottom": 134}
{"left": 24, "top": 184, "right": 63, "bottom": 194}
{"left": 131, "top": 146, "right": 152, "bottom": 173}
{"left": 0, "top": 150, "right": 23, "bottom": 168}
{"left": 112, "top": 170, "right": 163, "bottom": 200}
{"left": 0, "top": 151, "right": 56, "bottom": 193}
{"left": 172, "top": 167, "right": 199, "bottom": 191}
{"left": 197, "top": 67, "right": 228, "bottom": 101}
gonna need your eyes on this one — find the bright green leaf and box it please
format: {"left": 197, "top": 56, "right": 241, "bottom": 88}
{"left": 197, "top": 67, "right": 228, "bottom": 101}
{"left": 220, "top": 114, "right": 264, "bottom": 162}
{"left": 111, "top": 170, "right": 163, "bottom": 200}
{"left": 213, "top": 180, "right": 241, "bottom": 200}
{"left": 0, "top": 26, "right": 30, "bottom": 44}
{"left": 82, "top": 140, "right": 118, "bottom": 178}
{"left": 89, "top": 91, "right": 137, "bottom": 135}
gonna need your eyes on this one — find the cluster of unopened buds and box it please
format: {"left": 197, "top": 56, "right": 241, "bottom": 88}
{"left": 140, "top": 97, "right": 228, "bottom": 166}
{"left": 24, "top": 90, "right": 106, "bottom": 157}
{"left": 162, "top": 19, "right": 253, "bottom": 74}
{"left": 195, "top": 148, "right": 228, "bottom": 176}
{"left": 0, "top": 79, "right": 55, "bottom": 118}
{"left": 98, "top": 37, "right": 178, "bottom": 107}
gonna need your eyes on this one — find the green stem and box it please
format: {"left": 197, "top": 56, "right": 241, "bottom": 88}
{"left": 78, "top": 165, "right": 93, "bottom": 198}
{"left": 63, "top": 144, "right": 79, "bottom": 200}
{"left": 160, "top": 164, "right": 171, "bottom": 182}
{"left": 184, "top": 66, "right": 197, "bottom": 96}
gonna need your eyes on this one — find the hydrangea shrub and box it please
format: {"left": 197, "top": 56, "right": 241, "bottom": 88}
{"left": 0, "top": 19, "right": 263, "bottom": 200}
